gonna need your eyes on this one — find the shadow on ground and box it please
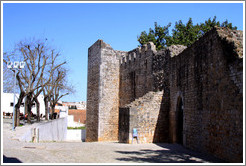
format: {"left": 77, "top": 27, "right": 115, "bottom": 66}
{"left": 3, "top": 155, "right": 22, "bottom": 163}
{"left": 115, "top": 143, "right": 225, "bottom": 163}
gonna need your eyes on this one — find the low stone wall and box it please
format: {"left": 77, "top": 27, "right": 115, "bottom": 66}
{"left": 67, "top": 129, "right": 86, "bottom": 142}
{"left": 37, "top": 117, "right": 67, "bottom": 142}
{"left": 18, "top": 126, "right": 34, "bottom": 142}
{"left": 19, "top": 117, "right": 67, "bottom": 142}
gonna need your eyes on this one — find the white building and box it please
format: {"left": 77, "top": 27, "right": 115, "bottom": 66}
{"left": 2, "top": 93, "right": 46, "bottom": 115}
{"left": 62, "top": 101, "right": 86, "bottom": 110}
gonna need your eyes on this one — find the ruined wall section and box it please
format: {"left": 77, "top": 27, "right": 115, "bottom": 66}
{"left": 168, "top": 27, "right": 243, "bottom": 162}
{"left": 118, "top": 44, "right": 187, "bottom": 143}
{"left": 119, "top": 42, "right": 156, "bottom": 107}
{"left": 119, "top": 91, "right": 164, "bottom": 143}
{"left": 152, "top": 45, "right": 187, "bottom": 91}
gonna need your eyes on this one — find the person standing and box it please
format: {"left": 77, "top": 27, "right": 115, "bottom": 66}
{"left": 132, "top": 128, "right": 139, "bottom": 144}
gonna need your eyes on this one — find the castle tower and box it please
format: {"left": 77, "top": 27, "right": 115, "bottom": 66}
{"left": 86, "top": 40, "right": 126, "bottom": 142}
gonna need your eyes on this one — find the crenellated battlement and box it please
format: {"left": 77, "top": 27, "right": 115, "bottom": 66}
{"left": 120, "top": 42, "right": 157, "bottom": 65}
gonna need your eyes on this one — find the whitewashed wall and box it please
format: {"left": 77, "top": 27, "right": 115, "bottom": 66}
{"left": 2, "top": 93, "right": 46, "bottom": 115}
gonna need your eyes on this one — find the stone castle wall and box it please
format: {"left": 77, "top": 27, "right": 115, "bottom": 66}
{"left": 86, "top": 40, "right": 127, "bottom": 142}
{"left": 118, "top": 45, "right": 187, "bottom": 144}
{"left": 166, "top": 28, "right": 243, "bottom": 162}
{"left": 119, "top": 91, "right": 164, "bottom": 143}
{"left": 130, "top": 91, "right": 164, "bottom": 144}
{"left": 97, "top": 45, "right": 126, "bottom": 141}
{"left": 86, "top": 27, "right": 243, "bottom": 162}
{"left": 86, "top": 40, "right": 101, "bottom": 142}
{"left": 119, "top": 42, "right": 156, "bottom": 107}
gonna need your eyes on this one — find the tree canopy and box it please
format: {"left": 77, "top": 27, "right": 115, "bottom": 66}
{"left": 137, "top": 16, "right": 237, "bottom": 49}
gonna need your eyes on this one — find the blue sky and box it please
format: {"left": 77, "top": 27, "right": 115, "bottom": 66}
{"left": 2, "top": 2, "right": 244, "bottom": 102}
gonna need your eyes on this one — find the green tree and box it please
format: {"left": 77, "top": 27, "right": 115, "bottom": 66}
{"left": 199, "top": 16, "right": 221, "bottom": 35}
{"left": 221, "top": 19, "right": 237, "bottom": 30}
{"left": 137, "top": 16, "right": 237, "bottom": 49}
{"left": 137, "top": 22, "right": 171, "bottom": 50}
{"left": 171, "top": 18, "right": 201, "bottom": 46}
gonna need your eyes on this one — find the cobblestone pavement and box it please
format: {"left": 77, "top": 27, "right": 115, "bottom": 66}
{"left": 2, "top": 119, "right": 225, "bottom": 164}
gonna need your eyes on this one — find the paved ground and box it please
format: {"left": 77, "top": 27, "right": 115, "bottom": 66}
{"left": 2, "top": 118, "right": 225, "bottom": 164}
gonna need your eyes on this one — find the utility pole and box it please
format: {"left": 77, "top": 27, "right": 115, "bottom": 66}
{"left": 7, "top": 61, "right": 25, "bottom": 131}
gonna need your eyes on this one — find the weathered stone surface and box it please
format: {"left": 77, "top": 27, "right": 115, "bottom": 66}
{"left": 86, "top": 40, "right": 101, "bottom": 142}
{"left": 86, "top": 40, "right": 127, "bottom": 142}
{"left": 86, "top": 27, "right": 243, "bottom": 162}
{"left": 119, "top": 91, "right": 165, "bottom": 144}
{"left": 167, "top": 27, "right": 243, "bottom": 162}
{"left": 168, "top": 45, "right": 187, "bottom": 57}
{"left": 216, "top": 26, "right": 243, "bottom": 58}
{"left": 119, "top": 42, "right": 156, "bottom": 107}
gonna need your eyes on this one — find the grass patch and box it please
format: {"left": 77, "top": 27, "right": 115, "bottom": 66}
{"left": 67, "top": 126, "right": 86, "bottom": 130}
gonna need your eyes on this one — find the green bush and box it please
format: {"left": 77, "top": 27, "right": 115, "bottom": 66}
{"left": 67, "top": 126, "right": 86, "bottom": 130}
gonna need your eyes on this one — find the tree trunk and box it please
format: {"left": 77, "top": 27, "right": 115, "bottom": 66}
{"left": 51, "top": 105, "right": 55, "bottom": 120}
{"left": 34, "top": 98, "right": 40, "bottom": 122}
{"left": 44, "top": 96, "right": 49, "bottom": 120}
{"left": 26, "top": 93, "right": 33, "bottom": 124}
{"left": 27, "top": 103, "right": 32, "bottom": 124}
{"left": 24, "top": 97, "right": 28, "bottom": 123}
{"left": 14, "top": 107, "right": 18, "bottom": 127}
{"left": 15, "top": 107, "right": 20, "bottom": 127}
{"left": 14, "top": 91, "right": 25, "bottom": 126}
{"left": 24, "top": 97, "right": 28, "bottom": 115}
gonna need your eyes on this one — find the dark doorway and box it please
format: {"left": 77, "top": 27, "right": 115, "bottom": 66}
{"left": 119, "top": 108, "right": 130, "bottom": 143}
{"left": 176, "top": 97, "right": 183, "bottom": 145}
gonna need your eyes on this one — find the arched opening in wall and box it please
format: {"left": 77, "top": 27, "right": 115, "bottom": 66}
{"left": 176, "top": 97, "right": 183, "bottom": 145}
